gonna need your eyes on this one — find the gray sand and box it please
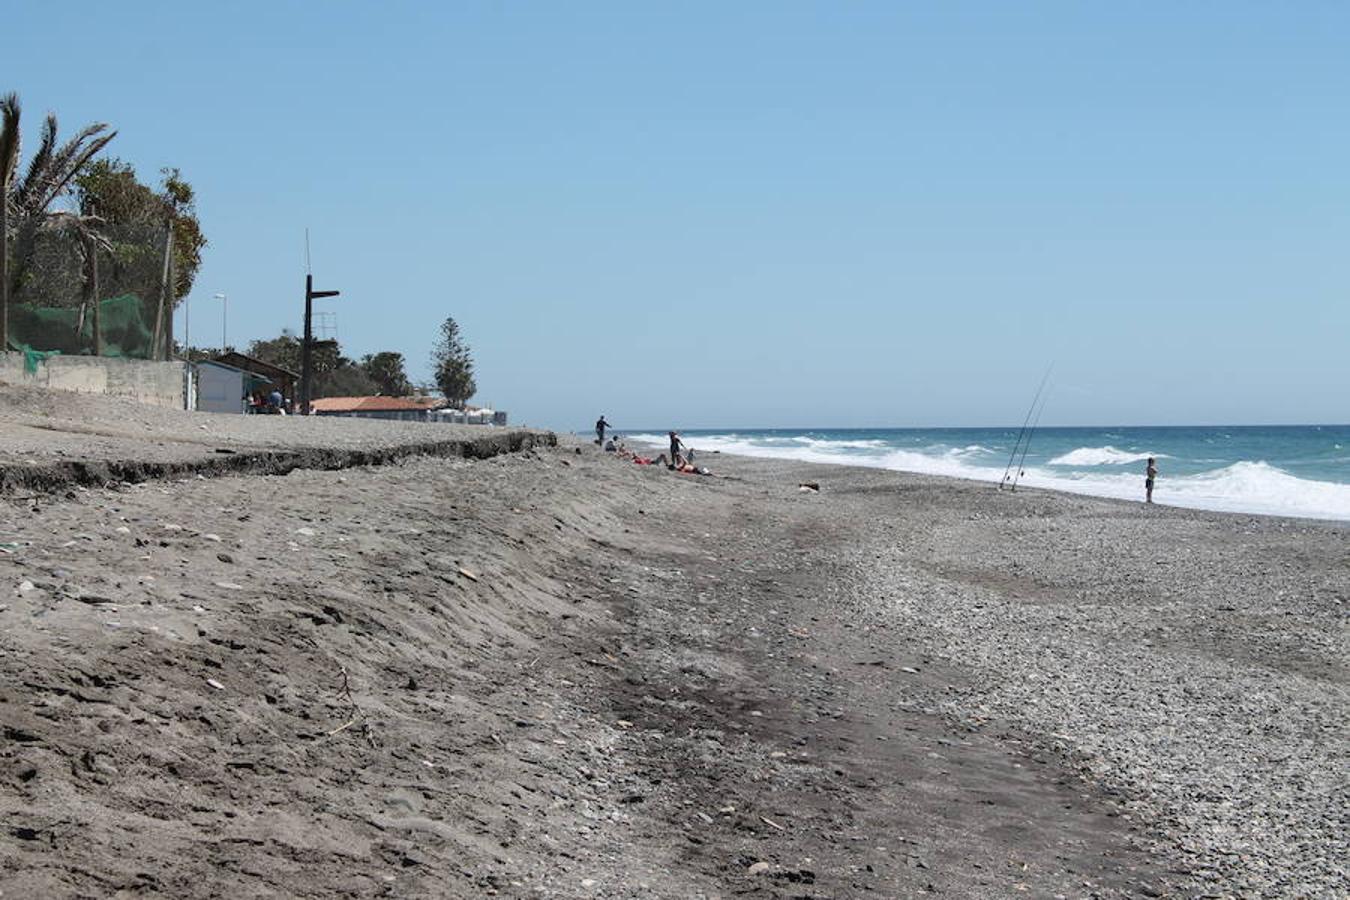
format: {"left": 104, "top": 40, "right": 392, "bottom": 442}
{"left": 0, "top": 396, "right": 1345, "bottom": 897}
{"left": 0, "top": 383, "right": 546, "bottom": 466}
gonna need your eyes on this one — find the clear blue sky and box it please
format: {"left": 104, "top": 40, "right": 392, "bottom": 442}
{"left": 8, "top": 2, "right": 1348, "bottom": 429}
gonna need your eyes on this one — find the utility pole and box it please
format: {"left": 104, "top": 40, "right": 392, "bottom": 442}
{"left": 214, "top": 292, "right": 227, "bottom": 351}
{"left": 300, "top": 273, "right": 339, "bottom": 415}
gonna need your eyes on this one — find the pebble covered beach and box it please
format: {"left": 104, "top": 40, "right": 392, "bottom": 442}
{"left": 1, "top": 394, "right": 1345, "bottom": 897}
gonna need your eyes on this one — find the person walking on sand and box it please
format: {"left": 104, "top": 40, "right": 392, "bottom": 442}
{"left": 1145, "top": 456, "right": 1158, "bottom": 504}
{"left": 595, "top": 416, "right": 612, "bottom": 445}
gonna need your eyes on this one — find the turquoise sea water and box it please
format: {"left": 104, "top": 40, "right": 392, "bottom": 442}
{"left": 626, "top": 425, "right": 1350, "bottom": 522}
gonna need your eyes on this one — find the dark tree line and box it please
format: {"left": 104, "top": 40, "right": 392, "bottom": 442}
{"left": 189, "top": 317, "right": 476, "bottom": 405}
{"left": 241, "top": 315, "right": 477, "bottom": 405}
{"left": 234, "top": 333, "right": 415, "bottom": 400}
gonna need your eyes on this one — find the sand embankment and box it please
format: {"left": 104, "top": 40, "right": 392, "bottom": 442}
{"left": 0, "top": 384, "right": 553, "bottom": 492}
{"left": 0, "top": 400, "right": 1344, "bottom": 897}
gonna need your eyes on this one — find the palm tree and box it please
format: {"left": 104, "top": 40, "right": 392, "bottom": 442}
{"left": 43, "top": 211, "right": 112, "bottom": 353}
{"left": 5, "top": 109, "right": 115, "bottom": 305}
{"left": 0, "top": 93, "right": 20, "bottom": 351}
{"left": 11, "top": 113, "right": 116, "bottom": 217}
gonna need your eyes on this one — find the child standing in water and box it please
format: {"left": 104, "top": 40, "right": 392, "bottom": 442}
{"left": 1145, "top": 456, "right": 1158, "bottom": 504}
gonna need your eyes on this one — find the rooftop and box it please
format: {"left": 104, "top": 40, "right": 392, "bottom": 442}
{"left": 310, "top": 395, "right": 445, "bottom": 414}
{"left": 214, "top": 351, "right": 300, "bottom": 380}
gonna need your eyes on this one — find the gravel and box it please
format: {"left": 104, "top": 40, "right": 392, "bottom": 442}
{"left": 778, "top": 464, "right": 1350, "bottom": 897}
{"left": 1, "top": 400, "right": 1343, "bottom": 896}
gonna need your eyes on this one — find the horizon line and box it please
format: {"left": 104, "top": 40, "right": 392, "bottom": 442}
{"left": 599, "top": 422, "right": 1350, "bottom": 433}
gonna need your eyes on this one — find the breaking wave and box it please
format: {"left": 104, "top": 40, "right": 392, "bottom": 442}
{"left": 1013, "top": 461, "right": 1350, "bottom": 521}
{"left": 1048, "top": 446, "right": 1164, "bottom": 466}
{"left": 626, "top": 433, "right": 1350, "bottom": 522}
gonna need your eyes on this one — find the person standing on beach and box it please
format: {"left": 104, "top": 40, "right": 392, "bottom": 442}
{"left": 1145, "top": 456, "right": 1158, "bottom": 504}
{"left": 668, "top": 430, "right": 686, "bottom": 469}
{"left": 595, "top": 416, "right": 612, "bottom": 445}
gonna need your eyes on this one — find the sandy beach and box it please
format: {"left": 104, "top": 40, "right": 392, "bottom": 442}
{"left": 1, "top": 398, "right": 1345, "bottom": 898}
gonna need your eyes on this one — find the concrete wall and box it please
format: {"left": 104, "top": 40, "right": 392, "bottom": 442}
{"left": 0, "top": 351, "right": 187, "bottom": 409}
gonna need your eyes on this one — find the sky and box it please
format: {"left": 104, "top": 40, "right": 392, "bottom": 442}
{"left": 6, "top": 2, "right": 1348, "bottom": 429}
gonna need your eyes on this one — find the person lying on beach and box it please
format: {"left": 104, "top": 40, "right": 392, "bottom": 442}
{"left": 631, "top": 453, "right": 713, "bottom": 475}
{"left": 661, "top": 455, "right": 711, "bottom": 476}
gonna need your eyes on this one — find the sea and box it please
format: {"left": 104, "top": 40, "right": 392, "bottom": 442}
{"left": 625, "top": 425, "right": 1350, "bottom": 522}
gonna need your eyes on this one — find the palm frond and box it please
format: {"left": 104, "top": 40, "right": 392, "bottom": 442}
{"left": 15, "top": 113, "right": 57, "bottom": 207}
{"left": 50, "top": 130, "right": 115, "bottom": 205}
{"left": 45, "top": 122, "right": 109, "bottom": 176}
{"left": 0, "top": 92, "right": 20, "bottom": 187}
{"left": 72, "top": 217, "right": 113, "bottom": 255}
{"left": 21, "top": 122, "right": 114, "bottom": 214}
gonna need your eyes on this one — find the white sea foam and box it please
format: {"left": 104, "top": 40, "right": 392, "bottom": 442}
{"left": 948, "top": 444, "right": 993, "bottom": 458}
{"left": 1013, "top": 461, "right": 1350, "bottom": 521}
{"left": 627, "top": 433, "right": 1350, "bottom": 522}
{"left": 794, "top": 437, "right": 892, "bottom": 451}
{"left": 627, "top": 433, "right": 890, "bottom": 455}
{"left": 1047, "top": 446, "right": 1163, "bottom": 467}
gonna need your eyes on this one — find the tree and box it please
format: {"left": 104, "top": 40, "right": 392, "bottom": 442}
{"left": 73, "top": 159, "right": 206, "bottom": 302}
{"left": 431, "top": 316, "right": 476, "bottom": 407}
{"left": 0, "top": 93, "right": 19, "bottom": 350}
{"left": 361, "top": 351, "right": 412, "bottom": 396}
{"left": 320, "top": 361, "right": 378, "bottom": 398}
{"left": 6, "top": 107, "right": 115, "bottom": 302}
{"left": 9, "top": 112, "right": 115, "bottom": 219}
{"left": 247, "top": 330, "right": 377, "bottom": 398}
{"left": 1, "top": 95, "right": 117, "bottom": 349}
{"left": 174, "top": 344, "right": 229, "bottom": 363}
{"left": 247, "top": 330, "right": 303, "bottom": 373}
{"left": 42, "top": 210, "right": 113, "bottom": 351}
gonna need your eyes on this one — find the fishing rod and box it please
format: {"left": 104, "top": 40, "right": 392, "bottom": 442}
{"left": 1000, "top": 363, "right": 1053, "bottom": 490}
{"left": 1010, "top": 382, "right": 1051, "bottom": 491}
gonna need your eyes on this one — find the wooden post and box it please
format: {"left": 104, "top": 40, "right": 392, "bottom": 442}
{"left": 301, "top": 274, "right": 340, "bottom": 415}
{"left": 90, "top": 241, "right": 101, "bottom": 356}
{"left": 301, "top": 275, "right": 313, "bottom": 415}
{"left": 152, "top": 220, "right": 173, "bottom": 360}
{"left": 164, "top": 237, "right": 174, "bottom": 359}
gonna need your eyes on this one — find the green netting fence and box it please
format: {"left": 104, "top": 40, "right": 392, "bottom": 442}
{"left": 3, "top": 218, "right": 173, "bottom": 362}
{"left": 7, "top": 293, "right": 157, "bottom": 359}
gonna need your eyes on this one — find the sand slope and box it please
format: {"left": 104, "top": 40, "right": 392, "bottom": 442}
{"left": 1, "top": 403, "right": 1345, "bottom": 897}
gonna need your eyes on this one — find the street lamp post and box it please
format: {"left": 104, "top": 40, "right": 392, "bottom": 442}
{"left": 213, "top": 292, "right": 227, "bottom": 351}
